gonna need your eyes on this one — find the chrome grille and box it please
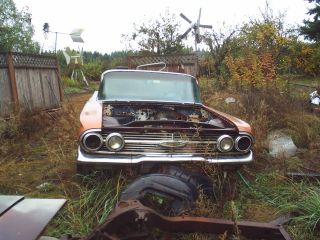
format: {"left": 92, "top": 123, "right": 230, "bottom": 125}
{"left": 100, "top": 131, "right": 237, "bottom": 155}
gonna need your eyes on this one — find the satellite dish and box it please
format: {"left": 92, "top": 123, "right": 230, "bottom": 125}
{"left": 179, "top": 8, "right": 212, "bottom": 51}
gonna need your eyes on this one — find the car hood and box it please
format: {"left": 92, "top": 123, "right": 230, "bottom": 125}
{"left": 79, "top": 92, "right": 252, "bottom": 134}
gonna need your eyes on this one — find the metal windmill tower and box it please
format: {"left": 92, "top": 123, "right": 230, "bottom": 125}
{"left": 63, "top": 48, "right": 88, "bottom": 86}
{"left": 43, "top": 23, "right": 88, "bottom": 85}
{"left": 179, "top": 8, "right": 212, "bottom": 52}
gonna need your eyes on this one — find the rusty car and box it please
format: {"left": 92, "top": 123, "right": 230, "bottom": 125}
{"left": 76, "top": 69, "right": 253, "bottom": 174}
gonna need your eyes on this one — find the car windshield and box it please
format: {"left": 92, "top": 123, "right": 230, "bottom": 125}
{"left": 98, "top": 71, "right": 201, "bottom": 103}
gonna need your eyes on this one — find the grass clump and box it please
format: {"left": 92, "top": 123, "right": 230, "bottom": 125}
{"left": 62, "top": 76, "right": 83, "bottom": 88}
{"left": 238, "top": 172, "right": 320, "bottom": 239}
{"left": 61, "top": 76, "right": 99, "bottom": 94}
{"left": 48, "top": 173, "right": 122, "bottom": 238}
{"left": 278, "top": 185, "right": 320, "bottom": 233}
{"left": 61, "top": 76, "right": 87, "bottom": 94}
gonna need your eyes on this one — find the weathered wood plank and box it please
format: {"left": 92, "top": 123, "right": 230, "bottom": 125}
{"left": 28, "top": 69, "right": 45, "bottom": 110}
{"left": 50, "top": 70, "right": 61, "bottom": 107}
{"left": 49, "top": 70, "right": 60, "bottom": 106}
{"left": 40, "top": 69, "right": 60, "bottom": 109}
{"left": 6, "top": 52, "right": 19, "bottom": 112}
{"left": 0, "top": 69, "right": 13, "bottom": 116}
{"left": 15, "top": 68, "right": 33, "bottom": 112}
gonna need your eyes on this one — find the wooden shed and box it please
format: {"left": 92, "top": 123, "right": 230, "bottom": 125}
{"left": 128, "top": 54, "right": 199, "bottom": 77}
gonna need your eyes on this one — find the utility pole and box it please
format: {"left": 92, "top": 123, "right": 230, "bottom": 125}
{"left": 54, "top": 32, "right": 58, "bottom": 53}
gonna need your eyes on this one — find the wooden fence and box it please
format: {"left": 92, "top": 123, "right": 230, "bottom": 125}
{"left": 0, "top": 52, "right": 63, "bottom": 116}
{"left": 128, "top": 54, "right": 199, "bottom": 77}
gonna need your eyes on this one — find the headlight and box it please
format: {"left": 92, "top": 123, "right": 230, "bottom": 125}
{"left": 235, "top": 136, "right": 252, "bottom": 152}
{"left": 106, "top": 133, "right": 125, "bottom": 151}
{"left": 83, "top": 133, "right": 103, "bottom": 151}
{"left": 217, "top": 135, "right": 234, "bottom": 152}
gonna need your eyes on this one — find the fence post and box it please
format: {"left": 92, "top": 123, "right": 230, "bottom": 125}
{"left": 128, "top": 56, "right": 132, "bottom": 69}
{"left": 6, "top": 52, "right": 19, "bottom": 112}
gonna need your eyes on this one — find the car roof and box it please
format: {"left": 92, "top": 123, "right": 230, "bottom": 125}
{"left": 100, "top": 69, "right": 196, "bottom": 81}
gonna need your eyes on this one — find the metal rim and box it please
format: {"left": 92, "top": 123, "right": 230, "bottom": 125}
{"left": 105, "top": 133, "right": 125, "bottom": 151}
{"left": 235, "top": 136, "right": 252, "bottom": 152}
{"left": 217, "top": 135, "right": 234, "bottom": 152}
{"left": 83, "top": 133, "right": 104, "bottom": 151}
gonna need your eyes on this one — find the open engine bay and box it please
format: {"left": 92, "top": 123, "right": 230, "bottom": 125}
{"left": 102, "top": 103, "right": 234, "bottom": 129}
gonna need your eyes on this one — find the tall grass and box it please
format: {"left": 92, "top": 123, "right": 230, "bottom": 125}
{"left": 239, "top": 172, "right": 320, "bottom": 239}
{"left": 48, "top": 173, "right": 122, "bottom": 237}
{"left": 277, "top": 185, "right": 320, "bottom": 233}
{"left": 61, "top": 76, "right": 99, "bottom": 94}
{"left": 0, "top": 108, "right": 124, "bottom": 238}
{"left": 199, "top": 78, "right": 320, "bottom": 239}
{"left": 200, "top": 77, "right": 320, "bottom": 161}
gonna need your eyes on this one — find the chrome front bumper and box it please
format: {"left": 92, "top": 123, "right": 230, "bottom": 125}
{"left": 77, "top": 147, "right": 253, "bottom": 165}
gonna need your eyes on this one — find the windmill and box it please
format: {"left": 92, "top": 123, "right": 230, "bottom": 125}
{"left": 63, "top": 48, "right": 88, "bottom": 86}
{"left": 43, "top": 23, "right": 88, "bottom": 85}
{"left": 179, "top": 8, "right": 212, "bottom": 51}
{"left": 42, "top": 23, "right": 85, "bottom": 52}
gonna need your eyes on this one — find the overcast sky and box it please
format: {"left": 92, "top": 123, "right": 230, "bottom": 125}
{"left": 14, "top": 0, "right": 311, "bottom": 54}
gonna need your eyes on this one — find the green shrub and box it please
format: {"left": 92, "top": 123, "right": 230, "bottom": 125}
{"left": 83, "top": 61, "right": 103, "bottom": 81}
{"left": 61, "top": 76, "right": 82, "bottom": 88}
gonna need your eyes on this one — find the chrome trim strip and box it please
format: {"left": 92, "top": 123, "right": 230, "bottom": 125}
{"left": 77, "top": 147, "right": 253, "bottom": 165}
{"left": 136, "top": 62, "right": 166, "bottom": 71}
{"left": 100, "top": 69, "right": 195, "bottom": 82}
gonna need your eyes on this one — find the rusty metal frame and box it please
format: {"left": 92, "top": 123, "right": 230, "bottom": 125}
{"left": 77, "top": 200, "right": 291, "bottom": 240}
{"left": 286, "top": 172, "right": 320, "bottom": 180}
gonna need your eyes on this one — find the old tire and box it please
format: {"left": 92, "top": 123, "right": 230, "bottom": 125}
{"left": 120, "top": 174, "right": 197, "bottom": 215}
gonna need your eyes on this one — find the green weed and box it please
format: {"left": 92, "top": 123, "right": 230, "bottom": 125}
{"left": 238, "top": 172, "right": 320, "bottom": 239}
{"left": 48, "top": 173, "right": 122, "bottom": 237}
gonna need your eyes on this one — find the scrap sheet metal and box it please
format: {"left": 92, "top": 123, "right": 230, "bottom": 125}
{"left": 0, "top": 195, "right": 66, "bottom": 240}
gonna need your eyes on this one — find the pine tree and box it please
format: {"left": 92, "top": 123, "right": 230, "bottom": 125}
{"left": 300, "top": 0, "right": 320, "bottom": 41}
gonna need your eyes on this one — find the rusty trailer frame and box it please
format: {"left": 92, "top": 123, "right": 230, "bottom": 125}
{"left": 68, "top": 200, "right": 291, "bottom": 240}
